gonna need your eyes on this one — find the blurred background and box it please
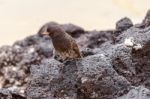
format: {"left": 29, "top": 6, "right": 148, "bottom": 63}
{"left": 0, "top": 0, "right": 149, "bottom": 46}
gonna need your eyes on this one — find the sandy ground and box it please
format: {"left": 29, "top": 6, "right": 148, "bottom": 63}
{"left": 0, "top": 0, "right": 149, "bottom": 46}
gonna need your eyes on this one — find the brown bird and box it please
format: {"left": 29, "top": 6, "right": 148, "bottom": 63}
{"left": 39, "top": 22, "right": 82, "bottom": 60}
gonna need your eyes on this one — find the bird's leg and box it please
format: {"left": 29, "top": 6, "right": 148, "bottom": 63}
{"left": 53, "top": 50, "right": 63, "bottom": 62}
{"left": 53, "top": 49, "right": 58, "bottom": 59}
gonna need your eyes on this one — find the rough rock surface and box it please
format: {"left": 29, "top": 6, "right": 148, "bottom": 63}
{"left": 0, "top": 10, "right": 150, "bottom": 99}
{"left": 26, "top": 56, "right": 131, "bottom": 99}
{"left": 0, "top": 88, "right": 25, "bottom": 99}
{"left": 118, "top": 86, "right": 150, "bottom": 99}
{"left": 116, "top": 17, "right": 133, "bottom": 31}
{"left": 0, "top": 35, "right": 53, "bottom": 98}
{"left": 142, "top": 9, "right": 150, "bottom": 28}
{"left": 60, "top": 23, "right": 85, "bottom": 38}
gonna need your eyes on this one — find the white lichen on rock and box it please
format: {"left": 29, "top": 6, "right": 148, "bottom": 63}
{"left": 81, "top": 77, "right": 89, "bottom": 83}
{"left": 28, "top": 47, "right": 35, "bottom": 53}
{"left": 124, "top": 37, "right": 134, "bottom": 47}
{"left": 133, "top": 43, "right": 143, "bottom": 50}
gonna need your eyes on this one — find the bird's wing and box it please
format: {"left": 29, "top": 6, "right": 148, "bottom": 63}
{"left": 65, "top": 33, "right": 82, "bottom": 58}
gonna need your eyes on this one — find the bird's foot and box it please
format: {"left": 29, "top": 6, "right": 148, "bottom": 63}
{"left": 54, "top": 55, "right": 63, "bottom": 62}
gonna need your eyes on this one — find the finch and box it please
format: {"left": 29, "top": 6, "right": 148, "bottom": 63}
{"left": 39, "top": 22, "right": 82, "bottom": 60}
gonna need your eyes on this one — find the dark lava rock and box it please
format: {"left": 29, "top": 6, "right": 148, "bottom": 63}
{"left": 118, "top": 86, "right": 150, "bottom": 99}
{"left": 26, "top": 55, "right": 131, "bottom": 99}
{"left": 0, "top": 88, "right": 25, "bottom": 99}
{"left": 0, "top": 35, "right": 53, "bottom": 97}
{"left": 116, "top": 17, "right": 133, "bottom": 32}
{"left": 111, "top": 23, "right": 150, "bottom": 86}
{"left": 86, "top": 30, "right": 114, "bottom": 48}
{"left": 80, "top": 48, "right": 95, "bottom": 57}
{"left": 60, "top": 23, "right": 85, "bottom": 38}
{"left": 141, "top": 10, "right": 150, "bottom": 28}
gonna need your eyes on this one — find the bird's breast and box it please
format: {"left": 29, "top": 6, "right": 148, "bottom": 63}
{"left": 52, "top": 35, "right": 71, "bottom": 52}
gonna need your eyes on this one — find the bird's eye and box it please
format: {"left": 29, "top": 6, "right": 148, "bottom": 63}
{"left": 47, "top": 28, "right": 51, "bottom": 32}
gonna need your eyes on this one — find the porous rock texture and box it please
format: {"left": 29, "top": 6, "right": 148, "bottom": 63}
{"left": 118, "top": 86, "right": 150, "bottom": 99}
{"left": 0, "top": 10, "right": 150, "bottom": 99}
{"left": 0, "top": 88, "right": 25, "bottom": 99}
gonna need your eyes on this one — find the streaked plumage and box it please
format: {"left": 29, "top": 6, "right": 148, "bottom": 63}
{"left": 40, "top": 22, "right": 82, "bottom": 60}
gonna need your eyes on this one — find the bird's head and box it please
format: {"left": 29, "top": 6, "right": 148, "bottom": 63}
{"left": 39, "top": 22, "right": 63, "bottom": 37}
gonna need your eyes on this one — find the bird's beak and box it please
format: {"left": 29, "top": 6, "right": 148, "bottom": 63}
{"left": 41, "top": 31, "right": 49, "bottom": 36}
